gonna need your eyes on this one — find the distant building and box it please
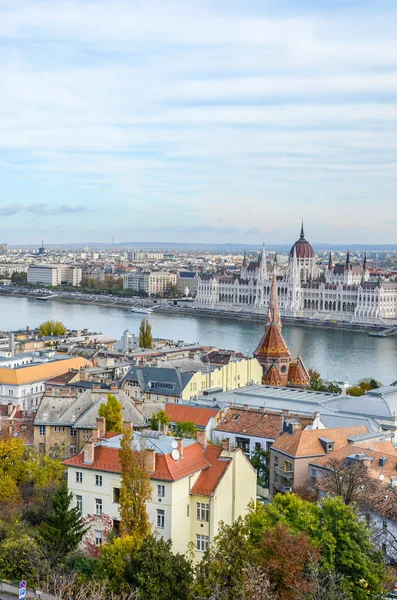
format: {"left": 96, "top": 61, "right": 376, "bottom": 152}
{"left": 64, "top": 429, "right": 256, "bottom": 559}
{"left": 114, "top": 330, "right": 139, "bottom": 353}
{"left": 195, "top": 223, "right": 397, "bottom": 324}
{"left": 177, "top": 271, "right": 199, "bottom": 297}
{"left": 123, "top": 271, "right": 177, "bottom": 296}
{"left": 27, "top": 264, "right": 82, "bottom": 286}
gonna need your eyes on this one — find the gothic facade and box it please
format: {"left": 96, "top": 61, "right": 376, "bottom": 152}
{"left": 195, "top": 225, "right": 397, "bottom": 325}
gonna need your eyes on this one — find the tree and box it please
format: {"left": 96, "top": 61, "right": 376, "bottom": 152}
{"left": 118, "top": 427, "right": 152, "bottom": 541}
{"left": 308, "top": 369, "right": 341, "bottom": 394}
{"left": 174, "top": 420, "right": 197, "bottom": 439}
{"left": 38, "top": 320, "right": 67, "bottom": 336}
{"left": 11, "top": 271, "right": 27, "bottom": 284}
{"left": 319, "top": 456, "right": 376, "bottom": 505}
{"left": 0, "top": 531, "right": 41, "bottom": 584}
{"left": 98, "top": 393, "right": 123, "bottom": 432}
{"left": 250, "top": 448, "right": 270, "bottom": 488}
{"left": 125, "top": 535, "right": 193, "bottom": 600}
{"left": 346, "top": 378, "right": 382, "bottom": 397}
{"left": 39, "top": 480, "right": 88, "bottom": 563}
{"left": 139, "top": 318, "right": 153, "bottom": 349}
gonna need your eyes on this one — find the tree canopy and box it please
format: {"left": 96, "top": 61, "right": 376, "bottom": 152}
{"left": 98, "top": 393, "right": 123, "bottom": 432}
{"left": 38, "top": 320, "right": 67, "bottom": 336}
{"left": 139, "top": 318, "right": 152, "bottom": 349}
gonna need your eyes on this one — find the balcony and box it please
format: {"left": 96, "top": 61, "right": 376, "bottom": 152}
{"left": 274, "top": 481, "right": 294, "bottom": 494}
{"left": 274, "top": 466, "right": 294, "bottom": 478}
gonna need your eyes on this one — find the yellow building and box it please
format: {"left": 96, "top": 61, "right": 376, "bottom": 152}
{"left": 64, "top": 429, "right": 256, "bottom": 560}
{"left": 0, "top": 356, "right": 92, "bottom": 412}
{"left": 121, "top": 358, "right": 262, "bottom": 404}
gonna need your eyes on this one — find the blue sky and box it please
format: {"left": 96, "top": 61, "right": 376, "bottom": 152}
{"left": 0, "top": 0, "right": 397, "bottom": 245}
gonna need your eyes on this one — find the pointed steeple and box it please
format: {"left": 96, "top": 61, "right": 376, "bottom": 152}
{"left": 328, "top": 251, "right": 333, "bottom": 270}
{"left": 363, "top": 252, "right": 367, "bottom": 272}
{"left": 346, "top": 250, "right": 351, "bottom": 270}
{"left": 300, "top": 220, "right": 305, "bottom": 240}
{"left": 266, "top": 256, "right": 282, "bottom": 329}
{"left": 243, "top": 249, "right": 247, "bottom": 268}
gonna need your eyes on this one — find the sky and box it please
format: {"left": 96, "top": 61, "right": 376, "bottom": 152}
{"left": 1, "top": 0, "right": 397, "bottom": 246}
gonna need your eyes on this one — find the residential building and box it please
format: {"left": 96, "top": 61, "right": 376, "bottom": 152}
{"left": 0, "top": 403, "right": 34, "bottom": 444}
{"left": 64, "top": 429, "right": 257, "bottom": 559}
{"left": 177, "top": 271, "right": 200, "bottom": 297}
{"left": 121, "top": 359, "right": 262, "bottom": 404}
{"left": 34, "top": 387, "right": 145, "bottom": 457}
{"left": 0, "top": 355, "right": 92, "bottom": 412}
{"left": 213, "top": 407, "right": 317, "bottom": 457}
{"left": 164, "top": 403, "right": 221, "bottom": 440}
{"left": 123, "top": 271, "right": 177, "bottom": 296}
{"left": 27, "top": 264, "right": 82, "bottom": 286}
{"left": 269, "top": 425, "right": 372, "bottom": 496}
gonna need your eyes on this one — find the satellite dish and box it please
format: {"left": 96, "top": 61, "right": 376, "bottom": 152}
{"left": 171, "top": 449, "right": 180, "bottom": 461}
{"left": 171, "top": 440, "right": 178, "bottom": 449}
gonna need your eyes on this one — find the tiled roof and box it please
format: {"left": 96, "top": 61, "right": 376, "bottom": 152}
{"left": 45, "top": 370, "right": 79, "bottom": 385}
{"left": 0, "top": 357, "right": 92, "bottom": 386}
{"left": 271, "top": 425, "right": 367, "bottom": 457}
{"left": 263, "top": 364, "right": 283, "bottom": 386}
{"left": 215, "top": 408, "right": 312, "bottom": 440}
{"left": 165, "top": 404, "right": 219, "bottom": 427}
{"left": 202, "top": 351, "right": 245, "bottom": 365}
{"left": 191, "top": 446, "right": 230, "bottom": 496}
{"left": 64, "top": 440, "right": 210, "bottom": 482}
{"left": 254, "top": 324, "right": 291, "bottom": 359}
{"left": 288, "top": 357, "right": 310, "bottom": 387}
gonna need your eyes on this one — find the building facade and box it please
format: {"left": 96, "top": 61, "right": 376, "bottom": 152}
{"left": 27, "top": 264, "right": 82, "bottom": 286}
{"left": 123, "top": 271, "right": 177, "bottom": 296}
{"left": 64, "top": 430, "right": 256, "bottom": 560}
{"left": 195, "top": 225, "right": 397, "bottom": 325}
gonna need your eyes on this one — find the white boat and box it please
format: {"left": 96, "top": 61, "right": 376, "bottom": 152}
{"left": 130, "top": 307, "right": 153, "bottom": 314}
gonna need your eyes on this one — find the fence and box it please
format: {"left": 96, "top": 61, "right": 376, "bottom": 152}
{"left": 0, "top": 580, "right": 53, "bottom": 600}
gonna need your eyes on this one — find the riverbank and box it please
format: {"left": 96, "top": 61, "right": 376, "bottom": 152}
{"left": 0, "top": 287, "right": 388, "bottom": 334}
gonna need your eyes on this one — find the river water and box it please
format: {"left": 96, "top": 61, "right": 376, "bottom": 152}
{"left": 1, "top": 295, "right": 396, "bottom": 386}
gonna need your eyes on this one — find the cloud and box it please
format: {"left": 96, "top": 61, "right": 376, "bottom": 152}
{"left": 0, "top": 203, "right": 90, "bottom": 216}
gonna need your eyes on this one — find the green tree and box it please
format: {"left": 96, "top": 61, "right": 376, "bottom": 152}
{"left": 38, "top": 320, "right": 67, "bottom": 337}
{"left": 118, "top": 427, "right": 152, "bottom": 541}
{"left": 250, "top": 448, "right": 270, "bottom": 487}
{"left": 11, "top": 271, "right": 27, "bottom": 284}
{"left": 174, "top": 421, "right": 197, "bottom": 438}
{"left": 0, "top": 531, "right": 41, "bottom": 584}
{"left": 125, "top": 535, "right": 193, "bottom": 600}
{"left": 157, "top": 409, "right": 170, "bottom": 432}
{"left": 139, "top": 318, "right": 153, "bottom": 349}
{"left": 98, "top": 393, "right": 123, "bottom": 432}
{"left": 39, "top": 480, "right": 88, "bottom": 564}
{"left": 150, "top": 414, "right": 159, "bottom": 431}
{"left": 309, "top": 369, "right": 341, "bottom": 394}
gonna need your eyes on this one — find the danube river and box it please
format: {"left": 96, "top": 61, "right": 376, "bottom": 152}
{"left": 1, "top": 295, "right": 396, "bottom": 385}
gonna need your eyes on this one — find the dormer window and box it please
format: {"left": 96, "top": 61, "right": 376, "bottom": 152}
{"left": 232, "top": 414, "right": 241, "bottom": 421}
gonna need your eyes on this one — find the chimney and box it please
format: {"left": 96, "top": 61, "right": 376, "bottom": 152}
{"left": 222, "top": 438, "right": 231, "bottom": 452}
{"left": 196, "top": 429, "right": 207, "bottom": 448}
{"left": 92, "top": 384, "right": 100, "bottom": 391}
{"left": 379, "top": 456, "right": 388, "bottom": 467}
{"left": 123, "top": 421, "right": 133, "bottom": 433}
{"left": 110, "top": 384, "right": 119, "bottom": 392}
{"left": 7, "top": 402, "right": 14, "bottom": 417}
{"left": 60, "top": 389, "right": 70, "bottom": 396}
{"left": 144, "top": 448, "right": 156, "bottom": 473}
{"left": 176, "top": 437, "right": 184, "bottom": 459}
{"left": 83, "top": 440, "right": 94, "bottom": 465}
{"left": 96, "top": 417, "right": 106, "bottom": 438}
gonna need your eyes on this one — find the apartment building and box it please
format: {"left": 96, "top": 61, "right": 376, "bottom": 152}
{"left": 0, "top": 355, "right": 92, "bottom": 412}
{"left": 64, "top": 429, "right": 256, "bottom": 559}
{"left": 123, "top": 271, "right": 177, "bottom": 296}
{"left": 121, "top": 359, "right": 262, "bottom": 404}
{"left": 27, "top": 264, "right": 82, "bottom": 286}
{"left": 34, "top": 388, "right": 145, "bottom": 457}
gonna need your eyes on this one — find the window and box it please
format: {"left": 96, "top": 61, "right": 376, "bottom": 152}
{"left": 157, "top": 509, "right": 165, "bottom": 528}
{"left": 76, "top": 471, "right": 82, "bottom": 483}
{"left": 196, "top": 534, "right": 210, "bottom": 552}
{"left": 187, "top": 505, "right": 190, "bottom": 517}
{"left": 113, "top": 488, "right": 120, "bottom": 503}
{"left": 95, "top": 498, "right": 103, "bottom": 516}
{"left": 71, "top": 428, "right": 77, "bottom": 437}
{"left": 157, "top": 484, "right": 165, "bottom": 497}
{"left": 82, "top": 430, "right": 90, "bottom": 441}
{"left": 383, "top": 521, "right": 388, "bottom": 532}
{"left": 196, "top": 502, "right": 209, "bottom": 522}
{"left": 76, "top": 495, "right": 82, "bottom": 512}
{"left": 39, "top": 425, "right": 46, "bottom": 436}
{"left": 235, "top": 436, "right": 250, "bottom": 454}
{"left": 94, "top": 530, "right": 102, "bottom": 546}
{"left": 70, "top": 444, "right": 77, "bottom": 455}
{"left": 274, "top": 455, "right": 279, "bottom": 466}
{"left": 39, "top": 443, "right": 45, "bottom": 454}
{"left": 95, "top": 475, "right": 103, "bottom": 486}
{"left": 113, "top": 519, "right": 121, "bottom": 535}
{"left": 255, "top": 442, "right": 261, "bottom": 452}
{"left": 232, "top": 414, "right": 241, "bottom": 421}
{"left": 311, "top": 469, "right": 317, "bottom": 486}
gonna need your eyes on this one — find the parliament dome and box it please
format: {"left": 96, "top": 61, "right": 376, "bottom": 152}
{"left": 290, "top": 224, "right": 315, "bottom": 259}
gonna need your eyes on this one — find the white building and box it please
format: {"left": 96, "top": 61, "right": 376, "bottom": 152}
{"left": 114, "top": 330, "right": 139, "bottom": 353}
{"left": 123, "top": 271, "right": 177, "bottom": 296}
{"left": 27, "top": 264, "right": 82, "bottom": 286}
{"left": 64, "top": 428, "right": 257, "bottom": 560}
{"left": 195, "top": 225, "right": 397, "bottom": 325}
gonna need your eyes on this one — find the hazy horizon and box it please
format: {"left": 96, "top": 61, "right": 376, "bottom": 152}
{"left": 1, "top": 1, "right": 397, "bottom": 245}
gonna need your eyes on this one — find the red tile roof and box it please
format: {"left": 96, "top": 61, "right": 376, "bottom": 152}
{"left": 64, "top": 440, "right": 210, "bottom": 482}
{"left": 165, "top": 404, "right": 219, "bottom": 427}
{"left": 190, "top": 446, "right": 230, "bottom": 496}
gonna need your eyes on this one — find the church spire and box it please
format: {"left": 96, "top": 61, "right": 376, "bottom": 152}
{"left": 243, "top": 248, "right": 247, "bottom": 268}
{"left": 363, "top": 252, "right": 367, "bottom": 272}
{"left": 328, "top": 251, "right": 333, "bottom": 270}
{"left": 346, "top": 250, "right": 351, "bottom": 270}
{"left": 300, "top": 219, "right": 305, "bottom": 240}
{"left": 266, "top": 256, "right": 282, "bottom": 329}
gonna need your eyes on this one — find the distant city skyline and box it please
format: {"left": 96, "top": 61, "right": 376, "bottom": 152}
{"left": 1, "top": 1, "right": 397, "bottom": 244}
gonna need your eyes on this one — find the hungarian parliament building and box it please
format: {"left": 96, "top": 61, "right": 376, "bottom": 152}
{"left": 195, "top": 225, "right": 397, "bottom": 325}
